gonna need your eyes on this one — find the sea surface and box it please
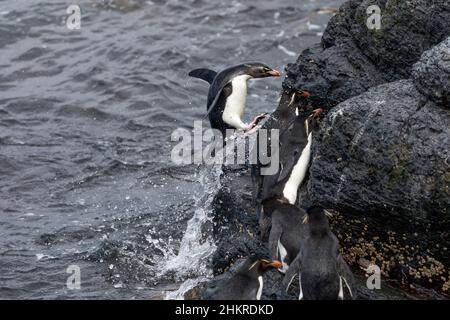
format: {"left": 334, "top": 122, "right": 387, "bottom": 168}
{"left": 0, "top": 0, "right": 342, "bottom": 299}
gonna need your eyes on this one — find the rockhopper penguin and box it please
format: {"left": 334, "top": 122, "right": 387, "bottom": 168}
{"left": 189, "top": 63, "right": 281, "bottom": 137}
{"left": 202, "top": 257, "right": 282, "bottom": 300}
{"left": 282, "top": 206, "right": 356, "bottom": 300}
{"left": 259, "top": 108, "right": 322, "bottom": 240}
{"left": 281, "top": 108, "right": 322, "bottom": 204}
{"left": 261, "top": 196, "right": 308, "bottom": 273}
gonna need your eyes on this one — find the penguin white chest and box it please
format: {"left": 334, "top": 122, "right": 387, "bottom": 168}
{"left": 283, "top": 132, "right": 313, "bottom": 204}
{"left": 277, "top": 239, "right": 289, "bottom": 273}
{"left": 222, "top": 75, "right": 251, "bottom": 130}
{"left": 256, "top": 276, "right": 263, "bottom": 300}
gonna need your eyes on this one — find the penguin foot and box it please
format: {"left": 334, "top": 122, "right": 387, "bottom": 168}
{"left": 243, "top": 124, "right": 262, "bottom": 136}
{"left": 312, "top": 108, "right": 323, "bottom": 118}
{"left": 247, "top": 113, "right": 269, "bottom": 129}
{"left": 278, "top": 265, "right": 289, "bottom": 274}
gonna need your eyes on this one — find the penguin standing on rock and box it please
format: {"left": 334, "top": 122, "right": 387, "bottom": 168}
{"left": 256, "top": 90, "right": 317, "bottom": 199}
{"left": 259, "top": 108, "right": 322, "bottom": 240}
{"left": 261, "top": 196, "right": 308, "bottom": 273}
{"left": 282, "top": 206, "right": 356, "bottom": 300}
{"left": 202, "top": 257, "right": 282, "bottom": 300}
{"left": 260, "top": 107, "right": 315, "bottom": 200}
{"left": 280, "top": 108, "right": 322, "bottom": 205}
{"left": 189, "top": 63, "right": 281, "bottom": 137}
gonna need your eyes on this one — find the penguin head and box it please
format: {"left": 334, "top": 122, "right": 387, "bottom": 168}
{"left": 304, "top": 207, "right": 339, "bottom": 267}
{"left": 304, "top": 205, "right": 333, "bottom": 236}
{"left": 261, "top": 196, "right": 290, "bottom": 216}
{"left": 242, "top": 62, "right": 281, "bottom": 78}
{"left": 303, "top": 108, "right": 322, "bottom": 135}
{"left": 306, "top": 205, "right": 326, "bottom": 217}
{"left": 240, "top": 256, "right": 283, "bottom": 277}
{"left": 300, "top": 206, "right": 344, "bottom": 299}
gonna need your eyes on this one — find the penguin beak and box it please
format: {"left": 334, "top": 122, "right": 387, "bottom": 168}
{"left": 268, "top": 260, "right": 283, "bottom": 268}
{"left": 268, "top": 69, "right": 281, "bottom": 77}
{"left": 300, "top": 90, "right": 311, "bottom": 98}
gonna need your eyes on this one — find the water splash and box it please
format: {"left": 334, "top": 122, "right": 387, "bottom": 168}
{"left": 162, "top": 207, "right": 215, "bottom": 279}
{"left": 165, "top": 277, "right": 209, "bottom": 300}
{"left": 162, "top": 165, "right": 222, "bottom": 298}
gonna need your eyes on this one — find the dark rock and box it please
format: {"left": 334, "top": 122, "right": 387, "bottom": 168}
{"left": 283, "top": 0, "right": 450, "bottom": 111}
{"left": 184, "top": 282, "right": 207, "bottom": 300}
{"left": 210, "top": 167, "right": 268, "bottom": 274}
{"left": 206, "top": 0, "right": 450, "bottom": 299}
{"left": 276, "top": 0, "right": 450, "bottom": 296}
{"left": 283, "top": 41, "right": 384, "bottom": 110}
{"left": 207, "top": 168, "right": 422, "bottom": 300}
{"left": 305, "top": 70, "right": 450, "bottom": 292}
{"left": 309, "top": 79, "right": 450, "bottom": 217}
{"left": 412, "top": 37, "right": 450, "bottom": 107}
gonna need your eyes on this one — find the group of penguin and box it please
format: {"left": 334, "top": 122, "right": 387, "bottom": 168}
{"left": 189, "top": 63, "right": 356, "bottom": 300}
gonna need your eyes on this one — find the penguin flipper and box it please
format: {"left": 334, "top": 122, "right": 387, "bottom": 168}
{"left": 268, "top": 224, "right": 281, "bottom": 261}
{"left": 337, "top": 255, "right": 356, "bottom": 299}
{"left": 188, "top": 68, "right": 217, "bottom": 84}
{"left": 277, "top": 149, "right": 301, "bottom": 183}
{"left": 282, "top": 255, "right": 300, "bottom": 293}
{"left": 205, "top": 83, "right": 232, "bottom": 117}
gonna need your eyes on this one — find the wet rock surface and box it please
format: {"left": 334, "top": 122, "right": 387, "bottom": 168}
{"left": 412, "top": 37, "right": 450, "bottom": 107}
{"left": 305, "top": 38, "right": 450, "bottom": 294}
{"left": 199, "top": 165, "right": 449, "bottom": 299}
{"left": 200, "top": 0, "right": 450, "bottom": 299}
{"left": 284, "top": 0, "right": 450, "bottom": 298}
{"left": 308, "top": 78, "right": 450, "bottom": 219}
{"left": 192, "top": 167, "right": 423, "bottom": 300}
{"left": 283, "top": 0, "right": 450, "bottom": 111}
{"left": 299, "top": 13, "right": 450, "bottom": 299}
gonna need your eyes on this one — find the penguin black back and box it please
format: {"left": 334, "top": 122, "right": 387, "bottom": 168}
{"left": 202, "top": 257, "right": 282, "bottom": 300}
{"left": 262, "top": 197, "right": 308, "bottom": 271}
{"left": 283, "top": 206, "right": 356, "bottom": 300}
{"left": 259, "top": 106, "right": 322, "bottom": 202}
{"left": 258, "top": 108, "right": 322, "bottom": 240}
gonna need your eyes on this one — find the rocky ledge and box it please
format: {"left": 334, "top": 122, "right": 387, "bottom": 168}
{"left": 191, "top": 0, "right": 450, "bottom": 299}
{"left": 300, "top": 2, "right": 450, "bottom": 295}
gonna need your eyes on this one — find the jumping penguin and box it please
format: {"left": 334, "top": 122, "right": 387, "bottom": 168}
{"left": 189, "top": 63, "right": 281, "bottom": 136}
{"left": 282, "top": 206, "right": 356, "bottom": 300}
{"left": 202, "top": 257, "right": 282, "bottom": 300}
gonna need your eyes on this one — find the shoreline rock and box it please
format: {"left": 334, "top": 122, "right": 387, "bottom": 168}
{"left": 305, "top": 37, "right": 450, "bottom": 293}
{"left": 283, "top": 0, "right": 450, "bottom": 111}
{"left": 200, "top": 0, "right": 450, "bottom": 299}
{"left": 290, "top": 0, "right": 450, "bottom": 296}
